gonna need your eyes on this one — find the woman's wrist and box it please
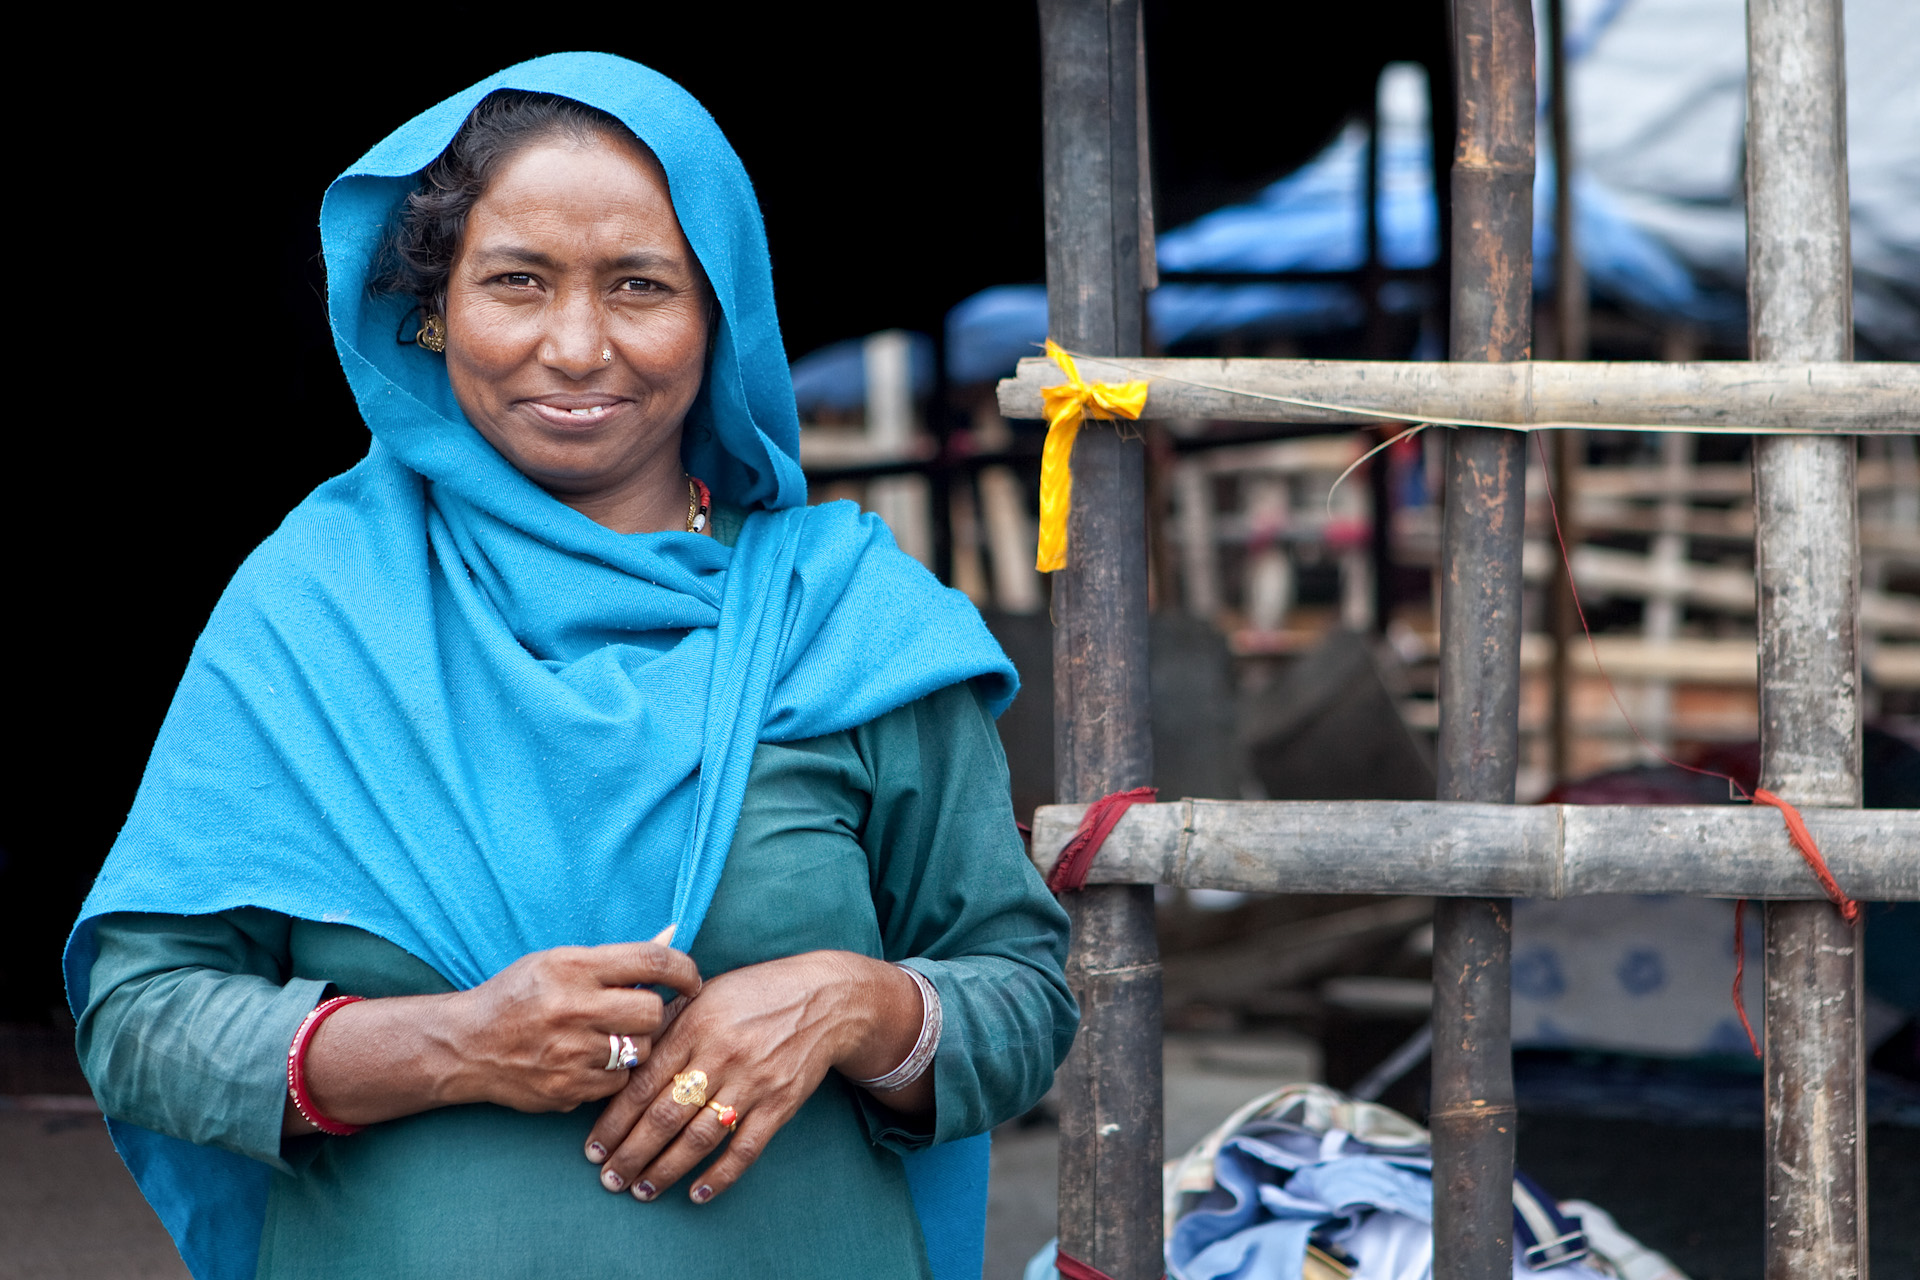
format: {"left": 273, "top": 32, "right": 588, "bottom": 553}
{"left": 299, "top": 991, "right": 479, "bottom": 1126}
{"left": 414, "top": 988, "right": 494, "bottom": 1109}
{"left": 852, "top": 966, "right": 939, "bottom": 1093}
{"left": 288, "top": 996, "right": 368, "bottom": 1134}
{"left": 820, "top": 953, "right": 932, "bottom": 1085}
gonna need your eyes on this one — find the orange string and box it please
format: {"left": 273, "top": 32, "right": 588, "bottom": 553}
{"left": 1732, "top": 899, "right": 1759, "bottom": 1057}
{"left": 1528, "top": 434, "right": 1860, "bottom": 1058}
{"left": 1752, "top": 789, "right": 1861, "bottom": 923}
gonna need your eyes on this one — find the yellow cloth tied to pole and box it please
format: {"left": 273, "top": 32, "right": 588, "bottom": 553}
{"left": 1035, "top": 340, "right": 1151, "bottom": 572}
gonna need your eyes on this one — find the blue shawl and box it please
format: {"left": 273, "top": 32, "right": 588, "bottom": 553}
{"left": 65, "top": 52, "right": 1013, "bottom": 1280}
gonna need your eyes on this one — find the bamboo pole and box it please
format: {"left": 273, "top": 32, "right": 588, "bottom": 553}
{"left": 996, "top": 357, "right": 1920, "bottom": 432}
{"left": 1025, "top": 799, "right": 1920, "bottom": 900}
{"left": 1544, "top": 0, "right": 1586, "bottom": 786}
{"left": 1037, "top": 2, "right": 1161, "bottom": 1276}
{"left": 1746, "top": 1, "right": 1868, "bottom": 1275}
{"left": 1433, "top": 0, "right": 1532, "bottom": 1273}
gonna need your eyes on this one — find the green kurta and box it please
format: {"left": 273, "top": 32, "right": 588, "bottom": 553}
{"left": 79, "top": 678, "right": 1074, "bottom": 1279}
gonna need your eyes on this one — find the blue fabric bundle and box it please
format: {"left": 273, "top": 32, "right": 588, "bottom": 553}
{"left": 65, "top": 52, "right": 1012, "bottom": 1280}
{"left": 1164, "top": 1116, "right": 1613, "bottom": 1280}
{"left": 1170, "top": 1134, "right": 1437, "bottom": 1280}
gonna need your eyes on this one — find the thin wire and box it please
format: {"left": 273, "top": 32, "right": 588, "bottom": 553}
{"left": 1327, "top": 422, "right": 1435, "bottom": 516}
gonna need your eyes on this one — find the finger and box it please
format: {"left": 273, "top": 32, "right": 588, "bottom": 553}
{"left": 628, "top": 1106, "right": 736, "bottom": 1201}
{"left": 677, "top": 1110, "right": 775, "bottom": 1204}
{"left": 587, "top": 1033, "right": 651, "bottom": 1071}
{"left": 584, "top": 1038, "right": 690, "bottom": 1165}
{"left": 656, "top": 993, "right": 691, "bottom": 1036}
{"left": 493, "top": 1031, "right": 631, "bottom": 1114}
{"left": 619, "top": 1030, "right": 694, "bottom": 1107}
{"left": 581, "top": 986, "right": 665, "bottom": 1035}
{"left": 649, "top": 924, "right": 676, "bottom": 946}
{"left": 536, "top": 1029, "right": 638, "bottom": 1088}
{"left": 598, "top": 1070, "right": 712, "bottom": 1192}
{"left": 584, "top": 941, "right": 703, "bottom": 996}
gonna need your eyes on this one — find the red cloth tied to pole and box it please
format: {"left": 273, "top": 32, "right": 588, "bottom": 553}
{"left": 1047, "top": 787, "right": 1158, "bottom": 893}
{"left": 1046, "top": 788, "right": 1163, "bottom": 1280}
{"left": 1055, "top": 1247, "right": 1158, "bottom": 1280}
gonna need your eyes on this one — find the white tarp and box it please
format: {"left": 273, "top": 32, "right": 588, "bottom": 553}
{"left": 1553, "top": 0, "right": 1920, "bottom": 355}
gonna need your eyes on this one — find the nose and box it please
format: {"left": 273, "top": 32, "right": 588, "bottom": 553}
{"left": 539, "top": 290, "right": 611, "bottom": 378}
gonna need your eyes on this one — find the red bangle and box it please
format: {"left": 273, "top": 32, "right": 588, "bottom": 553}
{"left": 287, "top": 995, "right": 367, "bottom": 1136}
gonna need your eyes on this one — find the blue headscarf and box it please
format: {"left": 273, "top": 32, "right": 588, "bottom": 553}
{"left": 66, "top": 52, "right": 1013, "bottom": 1280}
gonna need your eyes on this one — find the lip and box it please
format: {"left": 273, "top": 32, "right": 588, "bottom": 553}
{"left": 519, "top": 395, "right": 631, "bottom": 430}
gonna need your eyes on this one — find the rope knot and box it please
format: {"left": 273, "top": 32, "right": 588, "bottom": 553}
{"left": 1047, "top": 786, "right": 1158, "bottom": 893}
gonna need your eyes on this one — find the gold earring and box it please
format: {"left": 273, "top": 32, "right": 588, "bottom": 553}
{"left": 418, "top": 313, "right": 447, "bottom": 354}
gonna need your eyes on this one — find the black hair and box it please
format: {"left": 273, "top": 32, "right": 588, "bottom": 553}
{"left": 370, "top": 90, "right": 641, "bottom": 314}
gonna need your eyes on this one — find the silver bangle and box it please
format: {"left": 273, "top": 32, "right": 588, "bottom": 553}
{"left": 854, "top": 964, "right": 941, "bottom": 1093}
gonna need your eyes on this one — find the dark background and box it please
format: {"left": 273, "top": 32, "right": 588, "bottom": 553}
{"left": 6, "top": 3, "right": 1447, "bottom": 1022}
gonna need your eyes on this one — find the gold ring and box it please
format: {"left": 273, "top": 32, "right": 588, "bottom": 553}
{"left": 670, "top": 1069, "right": 709, "bottom": 1108}
{"left": 707, "top": 1100, "right": 739, "bottom": 1129}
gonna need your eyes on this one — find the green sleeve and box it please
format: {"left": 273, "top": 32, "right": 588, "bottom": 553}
{"left": 850, "top": 681, "right": 1079, "bottom": 1150}
{"left": 77, "top": 909, "right": 330, "bottom": 1173}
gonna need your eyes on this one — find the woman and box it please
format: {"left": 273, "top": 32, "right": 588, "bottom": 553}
{"left": 66, "top": 53, "right": 1076, "bottom": 1280}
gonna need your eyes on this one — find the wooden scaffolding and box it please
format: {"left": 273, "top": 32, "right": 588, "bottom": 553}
{"left": 1006, "top": 2, "right": 1920, "bottom": 1278}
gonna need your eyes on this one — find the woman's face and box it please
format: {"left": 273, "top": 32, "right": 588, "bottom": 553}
{"left": 443, "top": 131, "right": 710, "bottom": 527}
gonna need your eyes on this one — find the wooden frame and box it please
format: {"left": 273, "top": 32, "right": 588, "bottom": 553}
{"left": 1025, "top": 0, "right": 1903, "bottom": 1276}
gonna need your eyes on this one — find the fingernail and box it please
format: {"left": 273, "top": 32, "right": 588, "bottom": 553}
{"left": 600, "top": 1168, "right": 625, "bottom": 1191}
{"left": 585, "top": 1142, "right": 607, "bottom": 1164}
{"left": 691, "top": 1184, "right": 713, "bottom": 1204}
{"left": 651, "top": 924, "right": 677, "bottom": 945}
{"left": 633, "top": 1181, "right": 656, "bottom": 1201}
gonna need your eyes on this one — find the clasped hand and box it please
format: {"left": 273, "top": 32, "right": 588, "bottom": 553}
{"left": 298, "top": 936, "right": 927, "bottom": 1205}
{"left": 295, "top": 931, "right": 698, "bottom": 1133}
{"left": 443, "top": 930, "right": 702, "bottom": 1113}
{"left": 583, "top": 950, "right": 931, "bottom": 1205}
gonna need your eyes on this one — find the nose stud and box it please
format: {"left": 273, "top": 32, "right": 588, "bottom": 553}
{"left": 603, "top": 348, "right": 613, "bottom": 364}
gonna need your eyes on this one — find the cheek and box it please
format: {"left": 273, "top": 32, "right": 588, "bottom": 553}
{"left": 621, "top": 306, "right": 711, "bottom": 387}
{"left": 448, "top": 307, "right": 539, "bottom": 383}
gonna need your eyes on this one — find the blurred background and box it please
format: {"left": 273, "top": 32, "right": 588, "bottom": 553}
{"left": 6, "top": 2, "right": 1917, "bottom": 1277}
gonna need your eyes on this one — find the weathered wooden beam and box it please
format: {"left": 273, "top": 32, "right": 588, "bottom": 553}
{"left": 1747, "top": 1, "right": 1867, "bottom": 1276}
{"left": 996, "top": 356, "right": 1920, "bottom": 433}
{"left": 1037, "top": 3, "right": 1161, "bottom": 1278}
{"left": 1027, "top": 800, "right": 1920, "bottom": 901}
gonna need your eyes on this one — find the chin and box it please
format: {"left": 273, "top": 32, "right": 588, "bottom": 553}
{"left": 523, "top": 466, "right": 615, "bottom": 496}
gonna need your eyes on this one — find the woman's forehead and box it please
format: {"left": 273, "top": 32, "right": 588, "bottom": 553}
{"left": 463, "top": 137, "right": 693, "bottom": 262}
{"left": 484, "top": 130, "right": 670, "bottom": 203}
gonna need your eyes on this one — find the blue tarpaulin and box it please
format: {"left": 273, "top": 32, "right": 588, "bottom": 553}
{"left": 789, "top": 332, "right": 935, "bottom": 416}
{"left": 806, "top": 0, "right": 1916, "bottom": 400}
{"left": 942, "top": 61, "right": 1736, "bottom": 387}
